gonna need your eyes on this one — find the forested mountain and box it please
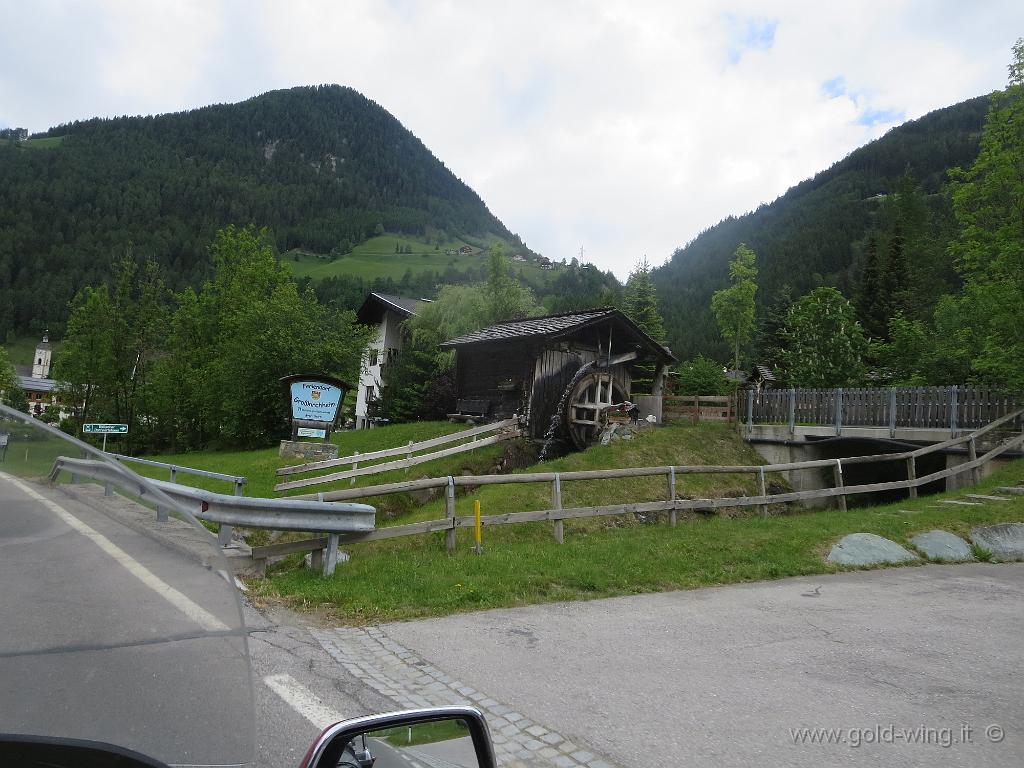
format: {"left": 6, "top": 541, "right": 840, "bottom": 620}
{"left": 0, "top": 85, "right": 518, "bottom": 338}
{"left": 654, "top": 95, "right": 991, "bottom": 361}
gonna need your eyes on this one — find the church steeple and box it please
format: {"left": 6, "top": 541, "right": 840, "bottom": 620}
{"left": 32, "top": 331, "right": 52, "bottom": 379}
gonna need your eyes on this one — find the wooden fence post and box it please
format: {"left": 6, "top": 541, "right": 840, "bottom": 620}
{"left": 835, "top": 388, "right": 844, "bottom": 436}
{"left": 445, "top": 476, "right": 456, "bottom": 554}
{"left": 788, "top": 388, "right": 796, "bottom": 435}
{"left": 758, "top": 466, "right": 768, "bottom": 518}
{"left": 692, "top": 394, "right": 699, "bottom": 425}
{"left": 350, "top": 451, "right": 359, "bottom": 486}
{"left": 889, "top": 388, "right": 897, "bottom": 438}
{"left": 833, "top": 459, "right": 847, "bottom": 512}
{"left": 906, "top": 456, "right": 917, "bottom": 499}
{"left": 668, "top": 466, "right": 677, "bottom": 527}
{"left": 551, "top": 474, "right": 564, "bottom": 544}
{"left": 406, "top": 440, "right": 413, "bottom": 472}
{"left": 968, "top": 436, "right": 979, "bottom": 485}
{"left": 746, "top": 390, "right": 754, "bottom": 434}
{"left": 950, "top": 386, "right": 959, "bottom": 437}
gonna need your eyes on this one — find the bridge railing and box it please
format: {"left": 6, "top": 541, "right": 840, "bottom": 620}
{"left": 744, "top": 386, "right": 1023, "bottom": 436}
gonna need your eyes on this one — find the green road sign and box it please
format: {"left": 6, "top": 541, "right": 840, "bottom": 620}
{"left": 83, "top": 423, "right": 129, "bottom": 434}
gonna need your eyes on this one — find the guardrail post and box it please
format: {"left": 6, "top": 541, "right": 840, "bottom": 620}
{"left": 156, "top": 504, "right": 168, "bottom": 522}
{"left": 833, "top": 459, "right": 847, "bottom": 512}
{"left": 406, "top": 440, "right": 413, "bottom": 472}
{"left": 351, "top": 451, "right": 359, "bottom": 486}
{"left": 788, "top": 388, "right": 796, "bottom": 435}
{"left": 968, "top": 436, "right": 979, "bottom": 485}
{"left": 835, "top": 388, "right": 843, "bottom": 436}
{"left": 668, "top": 466, "right": 677, "bottom": 527}
{"left": 758, "top": 467, "right": 768, "bottom": 518}
{"left": 445, "top": 477, "right": 456, "bottom": 554}
{"left": 104, "top": 482, "right": 113, "bottom": 497}
{"left": 552, "top": 474, "right": 564, "bottom": 544}
{"left": 746, "top": 390, "right": 753, "bottom": 435}
{"left": 906, "top": 456, "right": 917, "bottom": 499}
{"left": 170, "top": 466, "right": 177, "bottom": 484}
{"left": 950, "top": 386, "right": 959, "bottom": 437}
{"left": 323, "top": 534, "right": 340, "bottom": 577}
{"left": 889, "top": 388, "right": 897, "bottom": 438}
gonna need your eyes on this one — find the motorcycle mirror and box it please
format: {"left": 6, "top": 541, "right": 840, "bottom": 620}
{"left": 301, "top": 706, "right": 496, "bottom": 768}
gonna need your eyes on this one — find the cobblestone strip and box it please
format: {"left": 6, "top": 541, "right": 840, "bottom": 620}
{"left": 311, "top": 626, "right": 617, "bottom": 768}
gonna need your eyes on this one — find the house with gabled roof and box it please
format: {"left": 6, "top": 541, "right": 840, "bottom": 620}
{"left": 353, "top": 293, "right": 430, "bottom": 429}
{"left": 440, "top": 308, "right": 675, "bottom": 448}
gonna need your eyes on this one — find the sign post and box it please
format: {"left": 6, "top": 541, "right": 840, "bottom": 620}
{"left": 279, "top": 374, "right": 350, "bottom": 441}
{"left": 83, "top": 423, "right": 129, "bottom": 452}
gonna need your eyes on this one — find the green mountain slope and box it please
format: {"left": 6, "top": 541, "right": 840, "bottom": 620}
{"left": 653, "top": 95, "right": 991, "bottom": 362}
{"left": 0, "top": 85, "right": 520, "bottom": 337}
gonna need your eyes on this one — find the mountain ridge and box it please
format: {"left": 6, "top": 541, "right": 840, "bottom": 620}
{"left": 653, "top": 93, "right": 992, "bottom": 362}
{"left": 0, "top": 84, "right": 519, "bottom": 337}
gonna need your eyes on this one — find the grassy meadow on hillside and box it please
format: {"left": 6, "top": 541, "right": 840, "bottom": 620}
{"left": 284, "top": 234, "right": 558, "bottom": 285}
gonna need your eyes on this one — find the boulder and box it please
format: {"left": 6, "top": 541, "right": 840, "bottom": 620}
{"left": 827, "top": 533, "right": 919, "bottom": 566}
{"left": 970, "top": 523, "right": 1024, "bottom": 562}
{"left": 909, "top": 530, "right": 974, "bottom": 562}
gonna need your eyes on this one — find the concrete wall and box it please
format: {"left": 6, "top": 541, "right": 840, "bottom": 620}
{"left": 748, "top": 441, "right": 834, "bottom": 509}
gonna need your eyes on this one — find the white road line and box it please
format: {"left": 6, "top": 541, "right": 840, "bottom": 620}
{"left": 0, "top": 471, "right": 229, "bottom": 632}
{"left": 263, "top": 673, "right": 344, "bottom": 730}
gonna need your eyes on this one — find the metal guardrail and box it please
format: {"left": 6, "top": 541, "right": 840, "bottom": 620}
{"left": 50, "top": 456, "right": 376, "bottom": 575}
{"left": 107, "top": 452, "right": 247, "bottom": 496}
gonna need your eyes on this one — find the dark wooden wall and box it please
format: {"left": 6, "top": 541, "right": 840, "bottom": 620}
{"left": 454, "top": 341, "right": 535, "bottom": 420}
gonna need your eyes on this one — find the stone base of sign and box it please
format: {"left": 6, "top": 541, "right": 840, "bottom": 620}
{"left": 279, "top": 440, "right": 339, "bottom": 461}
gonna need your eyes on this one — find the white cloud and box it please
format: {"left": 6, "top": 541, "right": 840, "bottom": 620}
{"left": 0, "top": 0, "right": 1019, "bottom": 278}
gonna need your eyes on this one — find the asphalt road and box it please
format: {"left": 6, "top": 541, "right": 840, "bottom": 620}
{"left": 385, "top": 563, "right": 1024, "bottom": 768}
{"left": 0, "top": 472, "right": 253, "bottom": 767}
{"left": 10, "top": 473, "right": 1023, "bottom": 768}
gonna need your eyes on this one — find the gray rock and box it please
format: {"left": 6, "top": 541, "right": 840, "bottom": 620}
{"left": 827, "top": 533, "right": 919, "bottom": 566}
{"left": 970, "top": 523, "right": 1024, "bottom": 562}
{"left": 910, "top": 530, "right": 974, "bottom": 562}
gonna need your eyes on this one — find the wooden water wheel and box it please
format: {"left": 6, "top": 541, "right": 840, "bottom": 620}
{"left": 563, "top": 370, "right": 628, "bottom": 449}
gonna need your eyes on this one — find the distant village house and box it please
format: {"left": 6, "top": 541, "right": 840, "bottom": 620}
{"left": 353, "top": 293, "right": 428, "bottom": 429}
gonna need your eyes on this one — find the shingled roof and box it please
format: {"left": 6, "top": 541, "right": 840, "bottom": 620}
{"left": 440, "top": 307, "right": 676, "bottom": 362}
{"left": 356, "top": 292, "right": 428, "bottom": 324}
{"left": 441, "top": 308, "right": 614, "bottom": 346}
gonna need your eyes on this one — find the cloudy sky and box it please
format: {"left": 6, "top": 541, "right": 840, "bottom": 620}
{"left": 1, "top": 1, "right": 1019, "bottom": 278}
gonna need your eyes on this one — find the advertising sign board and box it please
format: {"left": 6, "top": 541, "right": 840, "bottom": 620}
{"left": 280, "top": 374, "right": 351, "bottom": 441}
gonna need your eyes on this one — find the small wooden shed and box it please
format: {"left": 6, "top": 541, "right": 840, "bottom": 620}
{"left": 440, "top": 308, "right": 676, "bottom": 448}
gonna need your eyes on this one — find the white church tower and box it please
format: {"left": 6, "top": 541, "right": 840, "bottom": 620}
{"left": 31, "top": 331, "right": 52, "bottom": 379}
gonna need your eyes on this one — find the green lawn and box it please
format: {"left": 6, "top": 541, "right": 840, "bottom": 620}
{"left": 253, "top": 449, "right": 1024, "bottom": 625}
{"left": 283, "top": 234, "right": 557, "bottom": 286}
{"left": 20, "top": 135, "right": 64, "bottom": 149}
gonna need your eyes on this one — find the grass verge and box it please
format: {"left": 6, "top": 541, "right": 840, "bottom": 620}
{"left": 252, "top": 452, "right": 1024, "bottom": 625}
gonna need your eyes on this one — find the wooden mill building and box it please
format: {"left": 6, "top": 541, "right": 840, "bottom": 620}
{"left": 440, "top": 308, "right": 675, "bottom": 447}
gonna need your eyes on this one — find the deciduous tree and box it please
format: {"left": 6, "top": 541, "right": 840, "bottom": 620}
{"left": 711, "top": 243, "right": 757, "bottom": 370}
{"left": 781, "top": 287, "right": 868, "bottom": 387}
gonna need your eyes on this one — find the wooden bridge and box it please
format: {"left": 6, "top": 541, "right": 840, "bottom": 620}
{"left": 743, "top": 385, "right": 1022, "bottom": 442}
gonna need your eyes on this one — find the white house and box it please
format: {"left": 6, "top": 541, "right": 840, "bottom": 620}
{"left": 13, "top": 332, "right": 60, "bottom": 416}
{"left": 353, "top": 293, "right": 428, "bottom": 429}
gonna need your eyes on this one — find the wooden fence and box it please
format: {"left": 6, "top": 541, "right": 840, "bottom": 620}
{"left": 251, "top": 409, "right": 1024, "bottom": 567}
{"left": 745, "top": 386, "right": 1022, "bottom": 435}
{"left": 662, "top": 395, "right": 735, "bottom": 424}
{"left": 274, "top": 418, "right": 521, "bottom": 492}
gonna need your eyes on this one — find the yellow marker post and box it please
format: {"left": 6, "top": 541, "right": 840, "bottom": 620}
{"left": 474, "top": 499, "right": 482, "bottom": 555}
